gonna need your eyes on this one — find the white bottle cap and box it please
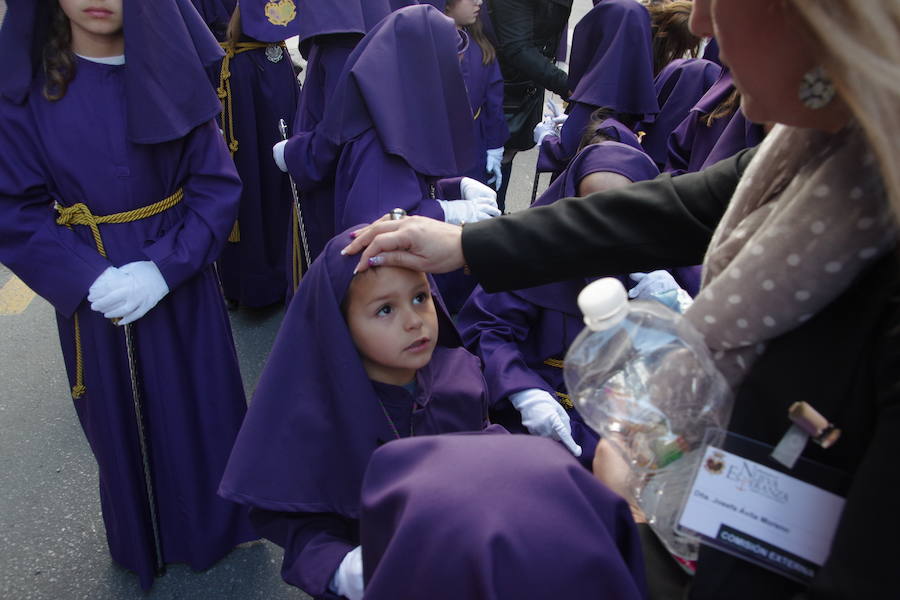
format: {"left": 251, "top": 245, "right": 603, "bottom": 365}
{"left": 578, "top": 278, "right": 629, "bottom": 331}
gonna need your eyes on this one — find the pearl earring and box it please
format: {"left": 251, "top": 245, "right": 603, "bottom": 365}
{"left": 798, "top": 66, "right": 835, "bottom": 110}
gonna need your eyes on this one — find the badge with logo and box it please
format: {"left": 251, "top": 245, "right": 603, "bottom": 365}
{"left": 265, "top": 44, "right": 284, "bottom": 63}
{"left": 677, "top": 430, "right": 848, "bottom": 583}
{"left": 265, "top": 0, "right": 296, "bottom": 26}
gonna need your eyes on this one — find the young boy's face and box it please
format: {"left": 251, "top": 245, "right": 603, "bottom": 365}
{"left": 345, "top": 267, "right": 439, "bottom": 386}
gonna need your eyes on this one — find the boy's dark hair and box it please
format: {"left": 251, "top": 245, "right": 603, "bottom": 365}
{"left": 577, "top": 107, "right": 618, "bottom": 153}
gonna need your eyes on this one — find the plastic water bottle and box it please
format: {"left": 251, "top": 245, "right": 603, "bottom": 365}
{"left": 564, "top": 278, "right": 732, "bottom": 561}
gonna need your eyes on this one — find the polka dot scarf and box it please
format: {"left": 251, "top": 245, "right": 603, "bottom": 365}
{"left": 685, "top": 123, "right": 896, "bottom": 387}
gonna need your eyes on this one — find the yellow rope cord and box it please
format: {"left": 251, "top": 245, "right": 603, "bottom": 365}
{"left": 543, "top": 357, "right": 565, "bottom": 369}
{"left": 541, "top": 358, "right": 572, "bottom": 408}
{"left": 228, "top": 220, "right": 240, "bottom": 243}
{"left": 291, "top": 202, "right": 302, "bottom": 291}
{"left": 55, "top": 188, "right": 184, "bottom": 399}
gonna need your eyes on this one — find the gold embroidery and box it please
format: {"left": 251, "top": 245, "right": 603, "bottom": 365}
{"left": 265, "top": 0, "right": 296, "bottom": 26}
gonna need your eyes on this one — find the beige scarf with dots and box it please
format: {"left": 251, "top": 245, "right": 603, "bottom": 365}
{"left": 684, "top": 123, "right": 896, "bottom": 387}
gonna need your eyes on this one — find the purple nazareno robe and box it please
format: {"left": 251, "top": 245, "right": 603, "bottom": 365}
{"left": 459, "top": 31, "right": 509, "bottom": 184}
{"left": 458, "top": 140, "right": 660, "bottom": 469}
{"left": 537, "top": 0, "right": 658, "bottom": 175}
{"left": 189, "top": 0, "right": 236, "bottom": 40}
{"left": 359, "top": 433, "right": 647, "bottom": 599}
{"left": 664, "top": 69, "right": 765, "bottom": 176}
{"left": 0, "top": 0, "right": 255, "bottom": 590}
{"left": 212, "top": 6, "right": 301, "bottom": 307}
{"left": 219, "top": 226, "right": 488, "bottom": 598}
{"left": 638, "top": 58, "right": 722, "bottom": 169}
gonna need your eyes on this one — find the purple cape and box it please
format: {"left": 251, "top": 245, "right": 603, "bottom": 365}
{"left": 567, "top": 0, "right": 658, "bottom": 121}
{"left": 240, "top": 0, "right": 300, "bottom": 42}
{"left": 316, "top": 4, "right": 477, "bottom": 177}
{"left": 359, "top": 433, "right": 647, "bottom": 599}
{"left": 0, "top": 0, "right": 223, "bottom": 144}
{"left": 0, "top": 52, "right": 255, "bottom": 588}
{"left": 535, "top": 114, "right": 643, "bottom": 174}
{"left": 219, "top": 226, "right": 487, "bottom": 519}
{"left": 639, "top": 58, "right": 722, "bottom": 168}
{"left": 294, "top": 0, "right": 418, "bottom": 56}
{"left": 189, "top": 0, "right": 237, "bottom": 39}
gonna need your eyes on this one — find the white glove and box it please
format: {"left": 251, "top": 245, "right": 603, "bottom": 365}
{"left": 485, "top": 147, "right": 504, "bottom": 191}
{"left": 87, "top": 266, "right": 125, "bottom": 309}
{"left": 628, "top": 271, "right": 693, "bottom": 313}
{"left": 87, "top": 261, "right": 169, "bottom": 325}
{"left": 438, "top": 198, "right": 500, "bottom": 225}
{"left": 509, "top": 388, "right": 582, "bottom": 457}
{"left": 459, "top": 176, "right": 497, "bottom": 203}
{"left": 330, "top": 546, "right": 364, "bottom": 600}
{"left": 533, "top": 114, "right": 567, "bottom": 145}
{"left": 555, "top": 60, "right": 569, "bottom": 74}
{"left": 272, "top": 140, "right": 288, "bottom": 173}
{"left": 544, "top": 99, "right": 566, "bottom": 121}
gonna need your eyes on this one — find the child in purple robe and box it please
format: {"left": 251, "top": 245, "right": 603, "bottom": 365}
{"left": 359, "top": 433, "right": 647, "bottom": 600}
{"left": 0, "top": 0, "right": 255, "bottom": 590}
{"left": 213, "top": 4, "right": 300, "bottom": 306}
{"left": 219, "top": 226, "right": 489, "bottom": 599}
{"left": 435, "top": 0, "right": 510, "bottom": 192}
{"left": 664, "top": 69, "right": 766, "bottom": 176}
{"left": 458, "top": 123, "right": 660, "bottom": 470}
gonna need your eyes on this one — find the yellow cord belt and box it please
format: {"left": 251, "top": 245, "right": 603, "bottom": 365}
{"left": 542, "top": 357, "right": 574, "bottom": 410}
{"left": 216, "top": 41, "right": 286, "bottom": 242}
{"left": 55, "top": 188, "right": 184, "bottom": 399}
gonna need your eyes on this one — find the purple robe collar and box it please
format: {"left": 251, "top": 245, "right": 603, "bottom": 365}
{"left": 567, "top": 0, "right": 658, "bottom": 121}
{"left": 360, "top": 434, "right": 647, "bottom": 599}
{"left": 219, "top": 226, "right": 462, "bottom": 518}
{"left": 0, "top": 0, "right": 223, "bottom": 144}
{"left": 522, "top": 141, "right": 659, "bottom": 315}
{"left": 317, "top": 5, "right": 477, "bottom": 177}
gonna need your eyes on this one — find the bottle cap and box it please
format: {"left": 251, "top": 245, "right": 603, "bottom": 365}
{"left": 578, "top": 278, "right": 629, "bottom": 331}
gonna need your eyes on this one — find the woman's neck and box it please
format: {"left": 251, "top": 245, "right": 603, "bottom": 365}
{"left": 70, "top": 27, "right": 124, "bottom": 58}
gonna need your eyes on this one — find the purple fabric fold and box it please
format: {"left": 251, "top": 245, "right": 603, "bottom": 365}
{"left": 360, "top": 433, "right": 648, "bottom": 600}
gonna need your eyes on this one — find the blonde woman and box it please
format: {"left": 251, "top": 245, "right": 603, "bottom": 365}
{"left": 345, "top": 0, "right": 900, "bottom": 597}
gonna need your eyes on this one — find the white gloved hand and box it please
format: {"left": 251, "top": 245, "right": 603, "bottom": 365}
{"left": 272, "top": 140, "right": 288, "bottom": 173}
{"left": 87, "top": 261, "right": 169, "bottom": 325}
{"left": 485, "top": 147, "right": 504, "bottom": 191}
{"left": 438, "top": 198, "right": 500, "bottom": 225}
{"left": 330, "top": 546, "right": 364, "bottom": 600}
{"left": 544, "top": 99, "right": 566, "bottom": 121}
{"left": 87, "top": 266, "right": 125, "bottom": 312}
{"left": 510, "top": 388, "right": 582, "bottom": 457}
{"left": 459, "top": 176, "right": 497, "bottom": 203}
{"left": 533, "top": 114, "right": 567, "bottom": 145}
{"left": 628, "top": 271, "right": 693, "bottom": 313}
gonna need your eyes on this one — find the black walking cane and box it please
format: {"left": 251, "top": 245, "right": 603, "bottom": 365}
{"left": 279, "top": 118, "right": 311, "bottom": 291}
{"left": 123, "top": 323, "right": 165, "bottom": 576}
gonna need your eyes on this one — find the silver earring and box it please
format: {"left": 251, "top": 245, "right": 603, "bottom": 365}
{"left": 798, "top": 66, "right": 835, "bottom": 110}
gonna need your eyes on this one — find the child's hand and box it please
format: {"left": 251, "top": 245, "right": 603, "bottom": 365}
{"left": 510, "top": 389, "right": 582, "bottom": 457}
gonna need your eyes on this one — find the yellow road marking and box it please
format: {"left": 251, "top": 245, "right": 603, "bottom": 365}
{"left": 0, "top": 275, "right": 37, "bottom": 315}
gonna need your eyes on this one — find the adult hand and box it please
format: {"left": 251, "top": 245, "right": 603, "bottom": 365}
{"left": 628, "top": 271, "right": 693, "bottom": 313}
{"left": 330, "top": 546, "right": 364, "bottom": 600}
{"left": 593, "top": 439, "right": 646, "bottom": 523}
{"left": 509, "top": 388, "right": 582, "bottom": 457}
{"left": 438, "top": 198, "right": 500, "bottom": 225}
{"left": 485, "top": 147, "right": 504, "bottom": 190}
{"left": 341, "top": 215, "right": 466, "bottom": 275}
{"left": 87, "top": 261, "right": 169, "bottom": 325}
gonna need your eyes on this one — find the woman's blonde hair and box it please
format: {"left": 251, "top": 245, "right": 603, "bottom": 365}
{"left": 791, "top": 1, "right": 900, "bottom": 221}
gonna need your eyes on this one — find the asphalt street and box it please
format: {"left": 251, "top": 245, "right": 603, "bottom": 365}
{"left": 0, "top": 0, "right": 590, "bottom": 597}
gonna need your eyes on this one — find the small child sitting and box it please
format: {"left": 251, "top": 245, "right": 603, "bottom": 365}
{"left": 219, "top": 225, "right": 488, "bottom": 599}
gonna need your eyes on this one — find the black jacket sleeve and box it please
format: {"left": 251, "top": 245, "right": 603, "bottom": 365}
{"left": 490, "top": 0, "right": 570, "bottom": 96}
{"left": 462, "top": 148, "right": 757, "bottom": 292}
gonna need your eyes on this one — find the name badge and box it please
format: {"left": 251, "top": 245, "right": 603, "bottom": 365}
{"left": 677, "top": 432, "right": 847, "bottom": 582}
